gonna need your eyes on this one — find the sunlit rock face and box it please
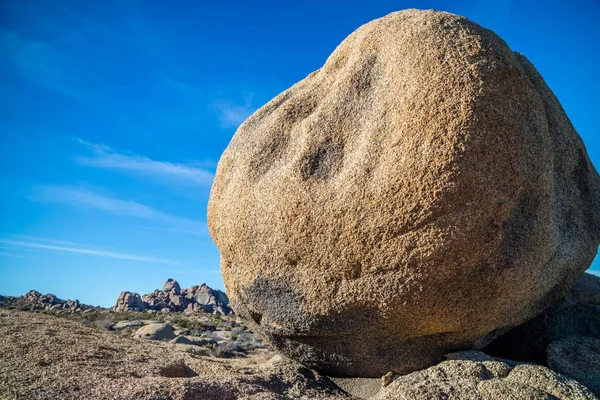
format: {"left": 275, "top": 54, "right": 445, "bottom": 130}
{"left": 208, "top": 9, "right": 600, "bottom": 377}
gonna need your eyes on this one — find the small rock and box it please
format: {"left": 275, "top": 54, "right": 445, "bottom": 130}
{"left": 113, "top": 320, "right": 145, "bottom": 330}
{"left": 381, "top": 371, "right": 395, "bottom": 387}
{"left": 169, "top": 335, "right": 216, "bottom": 346}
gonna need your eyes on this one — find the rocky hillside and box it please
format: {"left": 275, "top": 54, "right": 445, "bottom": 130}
{"left": 0, "top": 290, "right": 100, "bottom": 313}
{"left": 114, "top": 278, "right": 232, "bottom": 315}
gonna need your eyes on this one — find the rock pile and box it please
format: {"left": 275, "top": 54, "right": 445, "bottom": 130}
{"left": 113, "top": 292, "right": 145, "bottom": 312}
{"left": 0, "top": 290, "right": 96, "bottom": 312}
{"left": 208, "top": 9, "right": 600, "bottom": 377}
{"left": 114, "top": 279, "right": 231, "bottom": 315}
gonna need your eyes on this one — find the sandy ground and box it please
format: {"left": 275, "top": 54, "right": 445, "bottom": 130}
{"left": 0, "top": 310, "right": 349, "bottom": 399}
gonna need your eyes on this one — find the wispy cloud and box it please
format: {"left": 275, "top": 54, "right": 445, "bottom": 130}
{"left": 9, "top": 234, "right": 85, "bottom": 248}
{"left": 30, "top": 185, "right": 207, "bottom": 236}
{"left": 0, "top": 239, "right": 181, "bottom": 265}
{"left": 74, "top": 139, "right": 215, "bottom": 186}
{"left": 212, "top": 93, "right": 257, "bottom": 128}
{"left": 0, "top": 251, "right": 35, "bottom": 260}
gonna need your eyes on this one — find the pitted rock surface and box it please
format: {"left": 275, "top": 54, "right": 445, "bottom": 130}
{"left": 208, "top": 9, "right": 600, "bottom": 376}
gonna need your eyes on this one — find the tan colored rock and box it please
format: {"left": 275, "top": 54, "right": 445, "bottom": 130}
{"left": 113, "top": 291, "right": 145, "bottom": 312}
{"left": 134, "top": 322, "right": 176, "bottom": 341}
{"left": 374, "top": 351, "right": 597, "bottom": 400}
{"left": 208, "top": 9, "right": 600, "bottom": 376}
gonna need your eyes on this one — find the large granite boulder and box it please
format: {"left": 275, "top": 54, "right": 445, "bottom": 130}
{"left": 163, "top": 278, "right": 181, "bottom": 294}
{"left": 208, "top": 9, "right": 600, "bottom": 376}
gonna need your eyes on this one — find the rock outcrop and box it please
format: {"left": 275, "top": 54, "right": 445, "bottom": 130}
{"left": 114, "top": 279, "right": 232, "bottom": 315}
{"left": 208, "top": 9, "right": 600, "bottom": 376}
{"left": 373, "top": 351, "right": 598, "bottom": 400}
{"left": 0, "top": 290, "right": 96, "bottom": 312}
{"left": 114, "top": 291, "right": 145, "bottom": 312}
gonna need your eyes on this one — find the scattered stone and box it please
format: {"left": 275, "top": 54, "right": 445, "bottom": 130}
{"left": 134, "top": 323, "right": 176, "bottom": 341}
{"left": 0, "top": 310, "right": 346, "bottom": 399}
{"left": 208, "top": 8, "right": 600, "bottom": 376}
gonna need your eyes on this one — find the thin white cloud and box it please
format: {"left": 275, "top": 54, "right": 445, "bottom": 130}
{"left": 74, "top": 139, "right": 215, "bottom": 186}
{"left": 0, "top": 239, "right": 181, "bottom": 265}
{"left": 215, "top": 102, "right": 255, "bottom": 128}
{"left": 0, "top": 251, "right": 34, "bottom": 260}
{"left": 9, "top": 234, "right": 86, "bottom": 248}
{"left": 30, "top": 185, "right": 207, "bottom": 236}
{"left": 212, "top": 93, "right": 257, "bottom": 128}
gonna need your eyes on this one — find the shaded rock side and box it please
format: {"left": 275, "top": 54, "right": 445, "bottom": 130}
{"left": 547, "top": 336, "right": 600, "bottom": 396}
{"left": 484, "top": 273, "right": 600, "bottom": 364}
{"left": 208, "top": 9, "right": 600, "bottom": 376}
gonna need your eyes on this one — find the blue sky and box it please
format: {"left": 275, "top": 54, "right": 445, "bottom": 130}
{"left": 1, "top": 0, "right": 599, "bottom": 307}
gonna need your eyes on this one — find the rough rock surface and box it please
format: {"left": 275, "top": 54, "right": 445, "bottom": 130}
{"left": 134, "top": 323, "right": 177, "bottom": 341}
{"left": 208, "top": 9, "right": 600, "bottom": 376}
{"left": 547, "top": 336, "right": 600, "bottom": 396}
{"left": 114, "top": 279, "right": 232, "bottom": 315}
{"left": 163, "top": 278, "right": 181, "bottom": 294}
{"left": 373, "top": 351, "right": 597, "bottom": 400}
{"left": 114, "top": 291, "right": 145, "bottom": 312}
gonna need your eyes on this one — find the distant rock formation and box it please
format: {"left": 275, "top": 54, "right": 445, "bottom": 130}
{"left": 114, "top": 279, "right": 232, "bottom": 315}
{"left": 114, "top": 292, "right": 145, "bottom": 312}
{"left": 0, "top": 290, "right": 97, "bottom": 312}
